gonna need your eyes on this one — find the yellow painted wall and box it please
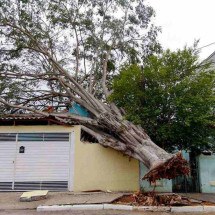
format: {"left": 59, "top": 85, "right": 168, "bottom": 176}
{"left": 0, "top": 125, "right": 139, "bottom": 192}
{"left": 73, "top": 126, "right": 139, "bottom": 192}
{"left": 0, "top": 125, "right": 77, "bottom": 133}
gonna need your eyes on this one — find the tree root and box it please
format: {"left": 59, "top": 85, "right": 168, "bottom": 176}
{"left": 143, "top": 152, "right": 190, "bottom": 182}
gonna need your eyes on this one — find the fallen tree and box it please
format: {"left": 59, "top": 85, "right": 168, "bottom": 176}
{"left": 0, "top": 0, "right": 189, "bottom": 181}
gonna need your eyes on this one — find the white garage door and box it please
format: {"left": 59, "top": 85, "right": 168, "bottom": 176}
{"left": 0, "top": 132, "right": 74, "bottom": 191}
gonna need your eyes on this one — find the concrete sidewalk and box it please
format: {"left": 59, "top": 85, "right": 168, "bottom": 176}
{"left": 0, "top": 192, "right": 124, "bottom": 210}
{"left": 1, "top": 191, "right": 215, "bottom": 211}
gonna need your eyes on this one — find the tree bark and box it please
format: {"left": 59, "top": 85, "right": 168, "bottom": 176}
{"left": 81, "top": 112, "right": 189, "bottom": 182}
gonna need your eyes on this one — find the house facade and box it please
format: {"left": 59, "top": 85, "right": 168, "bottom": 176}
{"left": 0, "top": 115, "right": 139, "bottom": 191}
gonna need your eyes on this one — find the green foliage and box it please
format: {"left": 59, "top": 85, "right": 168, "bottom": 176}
{"left": 0, "top": 0, "right": 161, "bottom": 101}
{"left": 0, "top": 75, "right": 24, "bottom": 114}
{"left": 111, "top": 48, "right": 215, "bottom": 152}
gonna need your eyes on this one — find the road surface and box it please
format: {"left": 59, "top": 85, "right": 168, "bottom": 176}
{"left": 0, "top": 210, "right": 215, "bottom": 215}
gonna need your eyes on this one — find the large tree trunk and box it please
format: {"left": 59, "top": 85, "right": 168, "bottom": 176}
{"left": 80, "top": 111, "right": 189, "bottom": 182}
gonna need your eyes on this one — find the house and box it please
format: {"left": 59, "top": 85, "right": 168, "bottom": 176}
{"left": 0, "top": 114, "right": 139, "bottom": 191}
{"left": 0, "top": 114, "right": 172, "bottom": 192}
{"left": 201, "top": 50, "right": 215, "bottom": 68}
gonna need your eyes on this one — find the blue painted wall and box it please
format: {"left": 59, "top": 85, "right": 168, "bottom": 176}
{"left": 69, "top": 103, "right": 89, "bottom": 117}
{"left": 197, "top": 154, "right": 215, "bottom": 193}
{"left": 182, "top": 150, "right": 190, "bottom": 162}
{"left": 139, "top": 162, "right": 172, "bottom": 192}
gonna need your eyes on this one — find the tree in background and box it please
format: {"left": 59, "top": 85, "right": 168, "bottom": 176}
{"left": 0, "top": 62, "right": 27, "bottom": 114}
{"left": 111, "top": 47, "right": 215, "bottom": 153}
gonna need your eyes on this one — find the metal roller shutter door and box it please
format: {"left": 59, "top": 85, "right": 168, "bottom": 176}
{"left": 0, "top": 132, "right": 73, "bottom": 191}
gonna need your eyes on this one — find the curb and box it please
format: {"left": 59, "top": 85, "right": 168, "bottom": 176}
{"left": 37, "top": 204, "right": 215, "bottom": 212}
{"left": 37, "top": 204, "right": 103, "bottom": 212}
{"left": 171, "top": 206, "right": 203, "bottom": 212}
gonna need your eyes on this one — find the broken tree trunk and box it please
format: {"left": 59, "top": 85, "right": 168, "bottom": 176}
{"left": 80, "top": 111, "right": 189, "bottom": 182}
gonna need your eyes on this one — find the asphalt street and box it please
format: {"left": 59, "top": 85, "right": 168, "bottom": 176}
{"left": 1, "top": 210, "right": 215, "bottom": 215}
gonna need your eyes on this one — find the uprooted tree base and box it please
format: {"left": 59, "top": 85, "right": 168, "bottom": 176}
{"left": 143, "top": 152, "right": 190, "bottom": 182}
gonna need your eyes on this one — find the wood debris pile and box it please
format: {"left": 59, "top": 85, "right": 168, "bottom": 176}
{"left": 114, "top": 192, "right": 193, "bottom": 206}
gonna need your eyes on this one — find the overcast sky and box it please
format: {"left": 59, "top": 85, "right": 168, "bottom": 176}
{"left": 147, "top": 0, "right": 215, "bottom": 60}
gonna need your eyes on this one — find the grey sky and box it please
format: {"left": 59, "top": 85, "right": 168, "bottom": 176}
{"left": 147, "top": 0, "right": 215, "bottom": 60}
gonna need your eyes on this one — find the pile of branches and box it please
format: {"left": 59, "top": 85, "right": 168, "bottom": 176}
{"left": 115, "top": 192, "right": 192, "bottom": 206}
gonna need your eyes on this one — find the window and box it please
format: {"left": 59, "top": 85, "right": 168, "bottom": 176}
{"left": 0, "top": 133, "right": 70, "bottom": 142}
{"left": 0, "top": 133, "right": 16, "bottom": 141}
{"left": 18, "top": 133, "right": 43, "bottom": 141}
{"left": 44, "top": 133, "right": 69, "bottom": 141}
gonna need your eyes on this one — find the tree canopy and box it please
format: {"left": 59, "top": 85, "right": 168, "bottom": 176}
{"left": 110, "top": 48, "right": 215, "bottom": 153}
{"left": 0, "top": 0, "right": 161, "bottom": 108}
